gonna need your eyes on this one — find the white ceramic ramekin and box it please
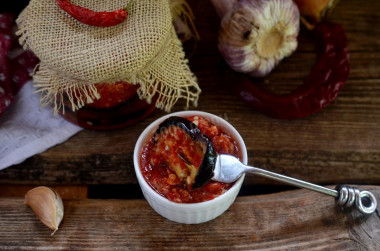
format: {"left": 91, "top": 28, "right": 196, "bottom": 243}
{"left": 133, "top": 111, "right": 248, "bottom": 224}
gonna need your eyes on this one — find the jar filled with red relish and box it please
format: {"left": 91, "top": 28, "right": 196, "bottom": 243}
{"left": 59, "top": 81, "right": 156, "bottom": 130}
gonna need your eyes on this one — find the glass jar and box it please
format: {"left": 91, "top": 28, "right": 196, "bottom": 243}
{"left": 58, "top": 82, "right": 156, "bottom": 130}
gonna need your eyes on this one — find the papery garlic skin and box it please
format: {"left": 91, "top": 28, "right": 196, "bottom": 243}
{"left": 24, "top": 186, "right": 64, "bottom": 235}
{"left": 218, "top": 0, "right": 300, "bottom": 77}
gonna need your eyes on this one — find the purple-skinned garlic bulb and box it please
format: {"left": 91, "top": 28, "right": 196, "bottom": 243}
{"left": 211, "top": 0, "right": 300, "bottom": 77}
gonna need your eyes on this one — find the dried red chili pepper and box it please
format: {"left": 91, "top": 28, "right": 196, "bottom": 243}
{"left": 235, "top": 22, "right": 350, "bottom": 119}
{"left": 56, "top": 0, "right": 134, "bottom": 27}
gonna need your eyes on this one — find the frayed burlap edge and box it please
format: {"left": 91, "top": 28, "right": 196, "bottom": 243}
{"left": 32, "top": 26, "right": 200, "bottom": 114}
{"left": 133, "top": 26, "right": 200, "bottom": 112}
{"left": 32, "top": 64, "right": 101, "bottom": 114}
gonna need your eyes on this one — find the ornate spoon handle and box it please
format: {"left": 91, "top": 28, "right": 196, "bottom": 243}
{"left": 214, "top": 154, "right": 378, "bottom": 215}
{"left": 247, "top": 166, "right": 377, "bottom": 214}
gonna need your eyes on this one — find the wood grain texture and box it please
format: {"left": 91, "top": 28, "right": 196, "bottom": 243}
{"left": 0, "top": 186, "right": 379, "bottom": 250}
{"left": 0, "top": 185, "right": 88, "bottom": 199}
{"left": 0, "top": 0, "right": 380, "bottom": 187}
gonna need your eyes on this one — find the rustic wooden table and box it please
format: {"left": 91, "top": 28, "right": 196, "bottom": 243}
{"left": 1, "top": 0, "right": 380, "bottom": 249}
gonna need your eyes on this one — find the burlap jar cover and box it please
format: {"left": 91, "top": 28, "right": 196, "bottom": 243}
{"left": 16, "top": 0, "right": 200, "bottom": 113}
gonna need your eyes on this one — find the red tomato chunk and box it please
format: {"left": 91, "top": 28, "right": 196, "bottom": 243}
{"left": 140, "top": 115, "right": 241, "bottom": 203}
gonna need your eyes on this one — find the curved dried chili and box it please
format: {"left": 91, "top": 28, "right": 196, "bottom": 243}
{"left": 56, "top": 0, "right": 134, "bottom": 27}
{"left": 235, "top": 22, "right": 350, "bottom": 119}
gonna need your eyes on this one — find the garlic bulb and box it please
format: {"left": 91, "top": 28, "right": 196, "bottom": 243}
{"left": 214, "top": 0, "right": 300, "bottom": 77}
{"left": 24, "top": 186, "right": 64, "bottom": 235}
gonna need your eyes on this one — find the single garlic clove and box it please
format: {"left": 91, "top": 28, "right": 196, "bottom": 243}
{"left": 24, "top": 186, "right": 64, "bottom": 236}
{"left": 218, "top": 0, "right": 300, "bottom": 77}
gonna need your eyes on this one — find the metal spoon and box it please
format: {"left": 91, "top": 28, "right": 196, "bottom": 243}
{"left": 212, "top": 154, "right": 377, "bottom": 215}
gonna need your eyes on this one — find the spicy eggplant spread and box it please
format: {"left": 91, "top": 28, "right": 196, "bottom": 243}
{"left": 140, "top": 115, "right": 241, "bottom": 203}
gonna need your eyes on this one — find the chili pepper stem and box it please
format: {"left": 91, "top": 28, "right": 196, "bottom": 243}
{"left": 125, "top": 0, "right": 135, "bottom": 12}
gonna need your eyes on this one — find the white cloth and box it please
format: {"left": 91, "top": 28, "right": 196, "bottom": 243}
{"left": 0, "top": 82, "right": 82, "bottom": 170}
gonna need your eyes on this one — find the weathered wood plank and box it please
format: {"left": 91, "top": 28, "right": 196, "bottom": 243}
{"left": 0, "top": 186, "right": 378, "bottom": 250}
{"left": 1, "top": 0, "right": 380, "bottom": 187}
{"left": 0, "top": 185, "right": 88, "bottom": 199}
{"left": 2, "top": 76, "right": 379, "bottom": 186}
